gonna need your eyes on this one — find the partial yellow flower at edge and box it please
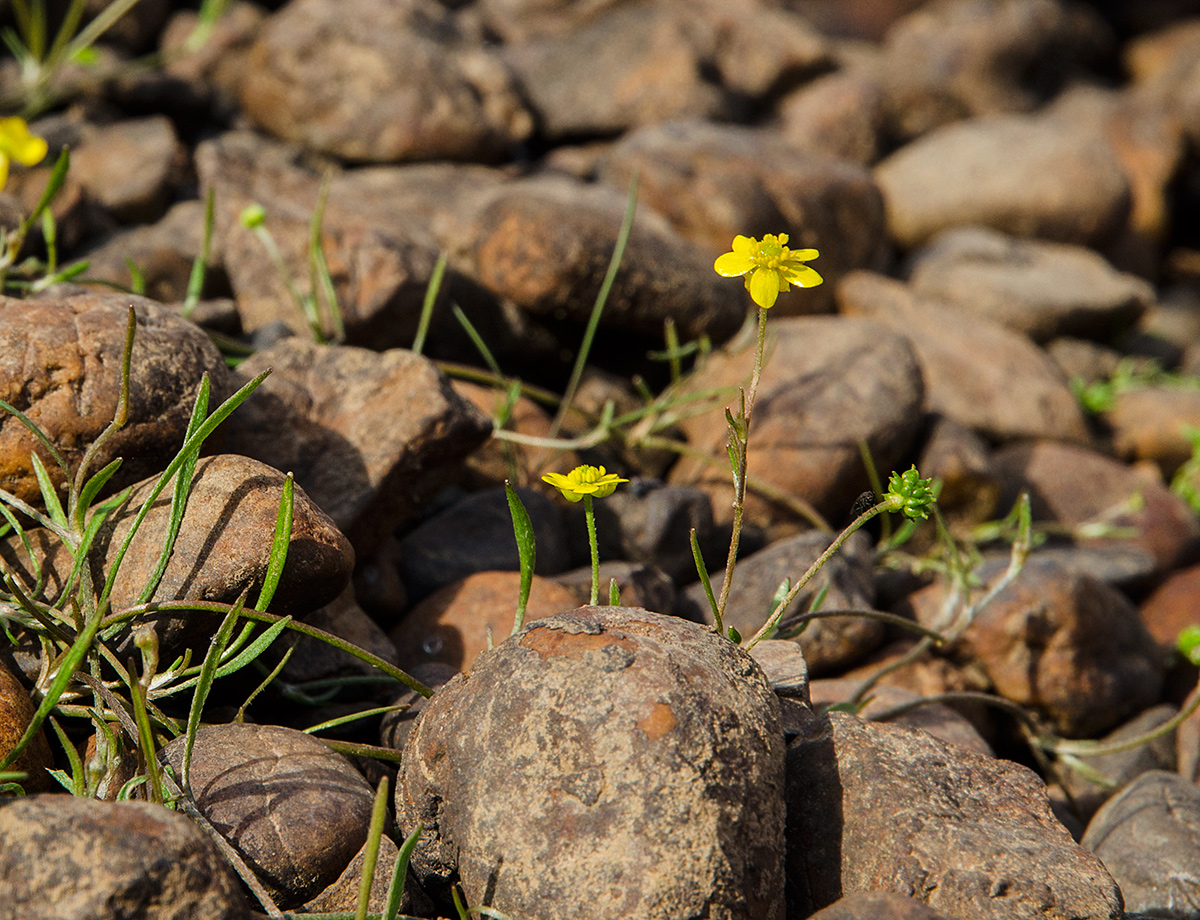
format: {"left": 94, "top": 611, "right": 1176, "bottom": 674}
{"left": 0, "top": 117, "right": 49, "bottom": 192}
{"left": 542, "top": 464, "right": 628, "bottom": 502}
{"left": 714, "top": 232, "right": 823, "bottom": 309}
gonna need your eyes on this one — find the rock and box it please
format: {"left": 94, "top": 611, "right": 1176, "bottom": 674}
{"left": 777, "top": 70, "right": 889, "bottom": 165}
{"left": 0, "top": 291, "right": 230, "bottom": 507}
{"left": 749, "top": 638, "right": 812, "bottom": 704}
{"left": 1082, "top": 770, "right": 1200, "bottom": 919}
{"left": 875, "top": 111, "right": 1131, "bottom": 249}
{"left": 275, "top": 588, "right": 400, "bottom": 693}
{"left": 68, "top": 116, "right": 187, "bottom": 224}
{"left": 162, "top": 722, "right": 376, "bottom": 908}
{"left": 838, "top": 271, "right": 1091, "bottom": 443}
{"left": 239, "top": 0, "right": 531, "bottom": 162}
{"left": 1140, "top": 563, "right": 1200, "bottom": 651}
{"left": 808, "top": 678, "right": 994, "bottom": 757}
{"left": 905, "top": 226, "right": 1152, "bottom": 343}
{"left": 668, "top": 315, "right": 924, "bottom": 530}
{"left": 924, "top": 557, "right": 1164, "bottom": 738}
{"left": 874, "top": 0, "right": 1112, "bottom": 142}
{"left": 469, "top": 174, "right": 744, "bottom": 345}
{"left": 0, "top": 454, "right": 356, "bottom": 657}
{"left": 223, "top": 338, "right": 492, "bottom": 555}
{"left": 787, "top": 709, "right": 1123, "bottom": 920}
{"left": 807, "top": 891, "right": 954, "bottom": 920}
{"left": 1108, "top": 385, "right": 1200, "bottom": 477}
{"left": 916, "top": 414, "right": 1003, "bottom": 527}
{"left": 300, "top": 835, "right": 409, "bottom": 916}
{"left": 1058, "top": 703, "right": 1178, "bottom": 823}
{"left": 992, "top": 439, "right": 1200, "bottom": 576}
{"left": 679, "top": 531, "right": 885, "bottom": 676}
{"left": 597, "top": 120, "right": 888, "bottom": 316}
{"left": 79, "top": 200, "right": 221, "bottom": 306}
{"left": 160, "top": 2, "right": 267, "bottom": 114}
{"left": 397, "top": 486, "right": 568, "bottom": 602}
{"left": 502, "top": 3, "right": 729, "bottom": 139}
{"left": 0, "top": 661, "right": 52, "bottom": 792}
{"left": 380, "top": 661, "right": 458, "bottom": 753}
{"left": 397, "top": 607, "right": 785, "bottom": 919}
{"left": 582, "top": 479, "right": 716, "bottom": 582}
{"left": 552, "top": 560, "right": 677, "bottom": 614}
{"left": 0, "top": 794, "right": 249, "bottom": 919}
{"left": 389, "top": 571, "right": 579, "bottom": 672}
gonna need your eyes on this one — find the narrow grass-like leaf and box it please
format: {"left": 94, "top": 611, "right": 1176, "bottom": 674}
{"left": 505, "top": 481, "right": 535, "bottom": 635}
{"left": 16, "top": 148, "right": 69, "bottom": 239}
{"left": 308, "top": 173, "right": 344, "bottom": 342}
{"left": 99, "top": 370, "right": 270, "bottom": 614}
{"left": 30, "top": 453, "right": 67, "bottom": 533}
{"left": 72, "top": 307, "right": 135, "bottom": 517}
{"left": 129, "top": 674, "right": 164, "bottom": 804}
{"left": 384, "top": 823, "right": 424, "bottom": 920}
{"left": 0, "top": 502, "right": 41, "bottom": 587}
{"left": 47, "top": 716, "right": 84, "bottom": 795}
{"left": 116, "top": 775, "right": 148, "bottom": 800}
{"left": 609, "top": 578, "right": 619, "bottom": 605}
{"left": 215, "top": 615, "right": 290, "bottom": 681}
{"left": 452, "top": 304, "right": 502, "bottom": 376}
{"left": 76, "top": 457, "right": 123, "bottom": 523}
{"left": 183, "top": 604, "right": 242, "bottom": 792}
{"left": 412, "top": 252, "right": 446, "bottom": 356}
{"left": 689, "top": 528, "right": 721, "bottom": 633}
{"left": 355, "top": 777, "right": 391, "bottom": 920}
{"left": 42, "top": 208, "right": 57, "bottom": 272}
{"left": 255, "top": 472, "right": 293, "bottom": 611}
{"left": 124, "top": 257, "right": 146, "bottom": 295}
{"left": 183, "top": 188, "right": 215, "bottom": 318}
{"left": 234, "top": 643, "right": 293, "bottom": 722}
{"left": 304, "top": 704, "right": 408, "bottom": 736}
{"left": 318, "top": 739, "right": 403, "bottom": 764}
{"left": 549, "top": 170, "right": 638, "bottom": 440}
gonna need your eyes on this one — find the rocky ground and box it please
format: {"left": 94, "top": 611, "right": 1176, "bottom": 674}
{"left": 3, "top": 0, "right": 1200, "bottom": 918}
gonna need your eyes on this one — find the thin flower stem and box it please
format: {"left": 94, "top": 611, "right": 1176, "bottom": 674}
{"left": 585, "top": 494, "right": 599, "bottom": 605}
{"left": 744, "top": 499, "right": 891, "bottom": 650}
{"left": 715, "top": 307, "right": 769, "bottom": 632}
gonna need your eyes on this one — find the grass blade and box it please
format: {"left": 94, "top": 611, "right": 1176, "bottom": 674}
{"left": 183, "top": 188, "right": 215, "bottom": 318}
{"left": 255, "top": 472, "right": 293, "bottom": 611}
{"left": 182, "top": 603, "right": 243, "bottom": 792}
{"left": 411, "top": 253, "right": 446, "bottom": 356}
{"left": 355, "top": 777, "right": 390, "bottom": 920}
{"left": 384, "top": 824, "right": 423, "bottom": 920}
{"left": 505, "top": 481, "right": 535, "bottom": 635}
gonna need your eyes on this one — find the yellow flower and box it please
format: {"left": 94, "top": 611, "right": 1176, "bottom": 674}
{"left": 0, "top": 117, "right": 47, "bottom": 191}
{"left": 714, "top": 233, "right": 823, "bottom": 309}
{"left": 542, "top": 465, "right": 628, "bottom": 502}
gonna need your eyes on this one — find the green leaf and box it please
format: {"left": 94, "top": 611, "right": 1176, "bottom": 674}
{"left": 689, "top": 528, "right": 721, "bottom": 634}
{"left": 506, "top": 481, "right": 536, "bottom": 635}
{"left": 727, "top": 625, "right": 741, "bottom": 644}
{"left": 1178, "top": 625, "right": 1200, "bottom": 666}
{"left": 384, "top": 823, "right": 424, "bottom": 920}
{"left": 356, "top": 777, "right": 391, "bottom": 920}
{"left": 254, "top": 473, "right": 293, "bottom": 611}
{"left": 30, "top": 452, "right": 67, "bottom": 532}
{"left": 183, "top": 605, "right": 243, "bottom": 792}
{"left": 412, "top": 252, "right": 446, "bottom": 356}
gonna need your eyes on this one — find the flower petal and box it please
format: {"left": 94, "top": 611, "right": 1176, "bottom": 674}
{"left": 789, "top": 248, "right": 819, "bottom": 261}
{"left": 0, "top": 154, "right": 8, "bottom": 193}
{"left": 781, "top": 264, "right": 824, "bottom": 289}
{"left": 748, "top": 268, "right": 781, "bottom": 308}
{"left": 0, "top": 118, "right": 47, "bottom": 166}
{"left": 714, "top": 251, "right": 756, "bottom": 277}
{"left": 730, "top": 234, "right": 757, "bottom": 253}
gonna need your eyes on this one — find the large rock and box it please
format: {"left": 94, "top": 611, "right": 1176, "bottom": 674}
{"left": 875, "top": 111, "right": 1131, "bottom": 249}
{"left": 239, "top": 0, "right": 531, "bottom": 162}
{"left": 0, "top": 292, "right": 230, "bottom": 507}
{"left": 0, "top": 661, "right": 53, "bottom": 792}
{"left": 837, "top": 271, "right": 1091, "bottom": 443}
{"left": 222, "top": 338, "right": 492, "bottom": 554}
{"left": 668, "top": 315, "right": 924, "bottom": 529}
{"left": 162, "top": 723, "right": 376, "bottom": 909}
{"left": 397, "top": 607, "right": 786, "bottom": 920}
{"left": 787, "top": 709, "right": 1123, "bottom": 920}
{"left": 0, "top": 795, "right": 249, "bottom": 919}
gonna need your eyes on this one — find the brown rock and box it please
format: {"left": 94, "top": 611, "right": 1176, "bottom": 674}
{"left": 0, "top": 661, "right": 52, "bottom": 792}
{"left": 668, "top": 315, "right": 924, "bottom": 529}
{"left": 68, "top": 116, "right": 187, "bottom": 224}
{"left": 379, "top": 661, "right": 458, "bottom": 753}
{"left": 0, "top": 795, "right": 249, "bottom": 919}
{"left": 470, "top": 174, "right": 744, "bottom": 345}
{"left": 906, "top": 226, "right": 1152, "bottom": 343}
{"left": 397, "top": 607, "right": 785, "bottom": 919}
{"left": 162, "top": 722, "right": 376, "bottom": 908}
{"left": 389, "top": 571, "right": 578, "bottom": 672}
{"left": 222, "top": 338, "right": 492, "bottom": 554}
{"left": 837, "top": 271, "right": 1091, "bottom": 443}
{"left": 597, "top": 120, "right": 888, "bottom": 316}
{"left": 1108, "top": 385, "right": 1200, "bottom": 478}
{"left": 239, "top": 0, "right": 531, "bottom": 162}
{"left": 807, "top": 891, "right": 954, "bottom": 920}
{"left": 875, "top": 111, "right": 1131, "bottom": 249}
{"left": 276, "top": 587, "right": 400, "bottom": 693}
{"left": 551, "top": 560, "right": 677, "bottom": 614}
{"left": 928, "top": 558, "right": 1164, "bottom": 737}
{"left": 160, "top": 2, "right": 267, "bottom": 111}
{"left": 301, "top": 834, "right": 413, "bottom": 917}
{"left": 0, "top": 291, "right": 230, "bottom": 507}
{"left": 680, "top": 532, "right": 884, "bottom": 676}
{"left": 787, "top": 709, "right": 1123, "bottom": 920}
{"left": 916, "top": 414, "right": 1003, "bottom": 527}
{"left": 1081, "top": 770, "right": 1200, "bottom": 919}
{"left": 777, "top": 70, "right": 889, "bottom": 165}
{"left": 809, "top": 678, "right": 993, "bottom": 757}
{"left": 992, "top": 439, "right": 1200, "bottom": 576}
{"left": 1140, "top": 563, "right": 1200, "bottom": 650}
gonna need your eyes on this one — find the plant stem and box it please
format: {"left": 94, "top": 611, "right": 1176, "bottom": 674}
{"left": 715, "top": 307, "right": 769, "bottom": 633}
{"left": 585, "top": 494, "right": 599, "bottom": 605}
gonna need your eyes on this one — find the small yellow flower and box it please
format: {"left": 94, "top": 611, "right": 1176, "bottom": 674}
{"left": 714, "top": 233, "right": 823, "bottom": 309}
{"left": 0, "top": 117, "right": 48, "bottom": 192}
{"left": 542, "top": 465, "right": 628, "bottom": 502}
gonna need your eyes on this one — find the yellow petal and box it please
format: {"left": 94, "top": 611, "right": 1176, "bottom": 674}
{"left": 0, "top": 153, "right": 8, "bottom": 192}
{"left": 0, "top": 118, "right": 47, "bottom": 166}
{"left": 789, "top": 248, "right": 819, "bottom": 261}
{"left": 730, "top": 235, "right": 757, "bottom": 253}
{"left": 781, "top": 264, "right": 824, "bottom": 289}
{"left": 748, "top": 268, "right": 781, "bottom": 308}
{"left": 714, "top": 251, "right": 756, "bottom": 277}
